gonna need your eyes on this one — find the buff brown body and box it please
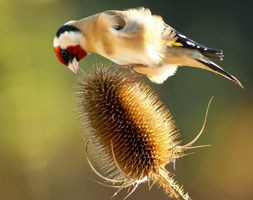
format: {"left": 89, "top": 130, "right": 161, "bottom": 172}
{"left": 54, "top": 7, "right": 243, "bottom": 87}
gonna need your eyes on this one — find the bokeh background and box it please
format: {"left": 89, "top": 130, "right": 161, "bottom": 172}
{"left": 1, "top": 0, "right": 252, "bottom": 199}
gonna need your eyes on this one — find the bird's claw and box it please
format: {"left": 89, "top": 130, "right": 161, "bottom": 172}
{"left": 117, "top": 64, "right": 145, "bottom": 82}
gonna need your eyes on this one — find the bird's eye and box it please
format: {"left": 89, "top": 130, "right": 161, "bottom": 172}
{"left": 60, "top": 49, "right": 68, "bottom": 57}
{"left": 59, "top": 48, "right": 74, "bottom": 65}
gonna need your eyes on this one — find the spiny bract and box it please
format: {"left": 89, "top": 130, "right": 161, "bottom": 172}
{"left": 76, "top": 65, "right": 209, "bottom": 200}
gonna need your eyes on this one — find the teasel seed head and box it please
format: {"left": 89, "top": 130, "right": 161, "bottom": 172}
{"left": 76, "top": 64, "right": 212, "bottom": 200}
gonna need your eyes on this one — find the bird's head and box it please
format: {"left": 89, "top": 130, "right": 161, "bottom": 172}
{"left": 53, "top": 23, "right": 88, "bottom": 74}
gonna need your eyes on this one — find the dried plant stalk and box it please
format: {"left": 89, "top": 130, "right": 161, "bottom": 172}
{"left": 76, "top": 65, "right": 211, "bottom": 200}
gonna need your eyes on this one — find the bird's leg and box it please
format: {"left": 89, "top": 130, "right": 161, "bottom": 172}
{"left": 117, "top": 64, "right": 142, "bottom": 71}
{"left": 117, "top": 64, "right": 146, "bottom": 82}
{"left": 118, "top": 64, "right": 145, "bottom": 75}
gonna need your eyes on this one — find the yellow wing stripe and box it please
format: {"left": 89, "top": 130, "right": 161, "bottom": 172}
{"left": 172, "top": 42, "right": 183, "bottom": 47}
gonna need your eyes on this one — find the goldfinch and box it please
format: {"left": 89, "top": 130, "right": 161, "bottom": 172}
{"left": 53, "top": 7, "right": 242, "bottom": 87}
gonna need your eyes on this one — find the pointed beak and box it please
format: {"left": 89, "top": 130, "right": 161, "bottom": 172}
{"left": 67, "top": 57, "right": 79, "bottom": 74}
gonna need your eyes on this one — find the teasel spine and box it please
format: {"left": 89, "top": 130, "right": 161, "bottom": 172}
{"left": 76, "top": 64, "right": 212, "bottom": 200}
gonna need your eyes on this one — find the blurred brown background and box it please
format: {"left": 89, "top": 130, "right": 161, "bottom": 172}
{"left": 0, "top": 0, "right": 252, "bottom": 199}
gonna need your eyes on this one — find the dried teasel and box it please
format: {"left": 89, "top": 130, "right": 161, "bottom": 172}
{"left": 76, "top": 64, "right": 212, "bottom": 200}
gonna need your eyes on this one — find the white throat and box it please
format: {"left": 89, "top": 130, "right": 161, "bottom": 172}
{"left": 53, "top": 31, "right": 84, "bottom": 48}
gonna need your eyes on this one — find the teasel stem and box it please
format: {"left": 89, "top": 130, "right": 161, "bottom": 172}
{"left": 76, "top": 64, "right": 212, "bottom": 199}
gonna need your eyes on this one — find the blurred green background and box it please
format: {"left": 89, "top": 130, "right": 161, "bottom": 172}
{"left": 0, "top": 0, "right": 252, "bottom": 199}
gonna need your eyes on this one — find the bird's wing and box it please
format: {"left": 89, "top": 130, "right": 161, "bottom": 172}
{"left": 162, "top": 24, "right": 224, "bottom": 60}
{"left": 162, "top": 24, "right": 243, "bottom": 87}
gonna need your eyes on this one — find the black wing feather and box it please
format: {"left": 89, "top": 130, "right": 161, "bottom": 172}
{"left": 175, "top": 31, "right": 224, "bottom": 60}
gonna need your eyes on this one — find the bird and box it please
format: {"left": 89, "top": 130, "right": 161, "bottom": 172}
{"left": 53, "top": 7, "right": 243, "bottom": 87}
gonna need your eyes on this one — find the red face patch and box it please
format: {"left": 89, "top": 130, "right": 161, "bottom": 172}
{"left": 54, "top": 46, "right": 66, "bottom": 65}
{"left": 54, "top": 45, "right": 87, "bottom": 65}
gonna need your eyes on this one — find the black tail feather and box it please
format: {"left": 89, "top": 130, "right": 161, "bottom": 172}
{"left": 197, "top": 58, "right": 243, "bottom": 88}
